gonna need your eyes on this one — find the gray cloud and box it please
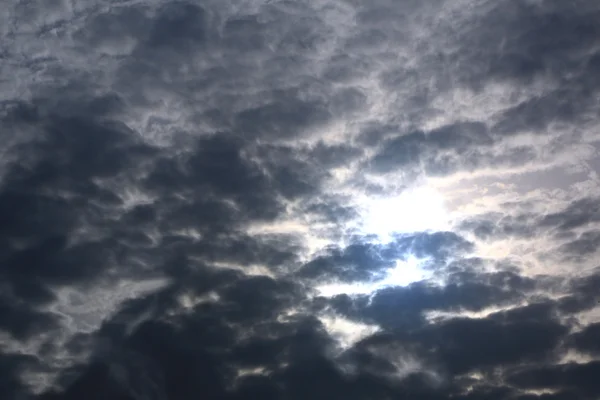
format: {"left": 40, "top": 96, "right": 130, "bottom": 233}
{"left": 1, "top": 0, "right": 599, "bottom": 399}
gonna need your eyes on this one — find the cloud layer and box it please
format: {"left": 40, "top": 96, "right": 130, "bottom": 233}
{"left": 1, "top": 0, "right": 600, "bottom": 399}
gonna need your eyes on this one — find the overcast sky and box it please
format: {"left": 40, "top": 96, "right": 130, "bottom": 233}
{"left": 1, "top": 0, "right": 600, "bottom": 399}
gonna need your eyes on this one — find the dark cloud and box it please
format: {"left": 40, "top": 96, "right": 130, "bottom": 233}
{"left": 0, "top": 112, "right": 158, "bottom": 309}
{"left": 557, "top": 270, "right": 600, "bottom": 315}
{"left": 297, "top": 241, "right": 397, "bottom": 282}
{"left": 144, "top": 134, "right": 279, "bottom": 218}
{"left": 0, "top": 294, "right": 59, "bottom": 340}
{"left": 568, "top": 322, "right": 600, "bottom": 356}
{"left": 234, "top": 93, "right": 332, "bottom": 140}
{"left": 297, "top": 232, "right": 473, "bottom": 283}
{"left": 0, "top": 353, "right": 39, "bottom": 400}
{"left": 362, "top": 0, "right": 600, "bottom": 177}
{"left": 366, "top": 122, "right": 520, "bottom": 176}
{"left": 452, "top": 0, "right": 600, "bottom": 84}
{"left": 417, "top": 316, "right": 566, "bottom": 374}
{"left": 1, "top": 0, "right": 599, "bottom": 399}
{"left": 540, "top": 198, "right": 600, "bottom": 231}
{"left": 507, "top": 361, "right": 600, "bottom": 399}
{"left": 369, "top": 131, "right": 426, "bottom": 174}
{"left": 459, "top": 196, "right": 600, "bottom": 245}
{"left": 468, "top": 2, "right": 600, "bottom": 139}
{"left": 397, "top": 231, "right": 474, "bottom": 261}
{"left": 458, "top": 213, "right": 537, "bottom": 241}
{"left": 254, "top": 143, "right": 332, "bottom": 199}
{"left": 558, "top": 230, "right": 600, "bottom": 258}
{"left": 38, "top": 274, "right": 336, "bottom": 400}
{"left": 303, "top": 199, "right": 359, "bottom": 225}
{"left": 147, "top": 3, "right": 208, "bottom": 51}
{"left": 328, "top": 268, "right": 536, "bottom": 331}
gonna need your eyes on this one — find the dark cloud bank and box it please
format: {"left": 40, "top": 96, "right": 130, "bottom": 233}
{"left": 1, "top": 0, "right": 600, "bottom": 399}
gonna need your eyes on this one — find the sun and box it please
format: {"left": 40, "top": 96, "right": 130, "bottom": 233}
{"left": 314, "top": 186, "right": 449, "bottom": 298}
{"left": 359, "top": 186, "right": 450, "bottom": 242}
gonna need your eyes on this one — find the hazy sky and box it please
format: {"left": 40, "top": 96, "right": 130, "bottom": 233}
{"left": 1, "top": 1, "right": 600, "bottom": 399}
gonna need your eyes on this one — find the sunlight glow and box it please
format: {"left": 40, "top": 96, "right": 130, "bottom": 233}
{"left": 318, "top": 314, "right": 380, "bottom": 350}
{"left": 360, "top": 187, "right": 449, "bottom": 242}
{"left": 316, "top": 256, "right": 431, "bottom": 297}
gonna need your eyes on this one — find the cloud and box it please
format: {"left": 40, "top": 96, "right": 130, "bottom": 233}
{"left": 1, "top": 0, "right": 599, "bottom": 399}
{"left": 568, "top": 322, "right": 600, "bottom": 356}
{"left": 507, "top": 361, "right": 600, "bottom": 399}
{"left": 296, "top": 232, "right": 473, "bottom": 285}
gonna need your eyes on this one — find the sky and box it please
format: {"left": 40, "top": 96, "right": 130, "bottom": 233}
{"left": 1, "top": 0, "right": 600, "bottom": 399}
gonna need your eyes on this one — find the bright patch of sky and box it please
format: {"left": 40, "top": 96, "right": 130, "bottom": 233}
{"left": 359, "top": 186, "right": 450, "bottom": 242}
{"left": 316, "top": 256, "right": 432, "bottom": 297}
